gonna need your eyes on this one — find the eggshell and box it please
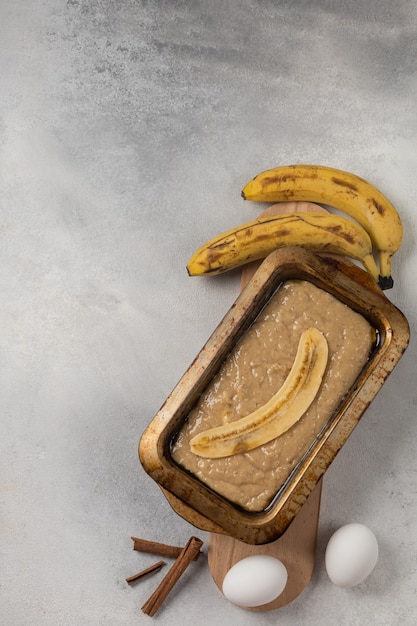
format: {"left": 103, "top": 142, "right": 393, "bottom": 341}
{"left": 325, "top": 523, "right": 379, "bottom": 588}
{"left": 222, "top": 554, "right": 288, "bottom": 607}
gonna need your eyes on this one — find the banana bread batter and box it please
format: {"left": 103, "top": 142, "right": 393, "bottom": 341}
{"left": 171, "top": 280, "right": 375, "bottom": 512}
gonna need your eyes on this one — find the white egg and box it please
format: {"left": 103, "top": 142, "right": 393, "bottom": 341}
{"left": 222, "top": 554, "right": 288, "bottom": 607}
{"left": 325, "top": 522, "right": 379, "bottom": 588}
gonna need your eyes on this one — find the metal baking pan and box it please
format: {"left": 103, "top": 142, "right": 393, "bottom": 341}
{"left": 139, "top": 247, "right": 410, "bottom": 545}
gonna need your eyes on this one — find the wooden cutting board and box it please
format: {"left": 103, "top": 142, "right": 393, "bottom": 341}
{"left": 208, "top": 201, "right": 328, "bottom": 611}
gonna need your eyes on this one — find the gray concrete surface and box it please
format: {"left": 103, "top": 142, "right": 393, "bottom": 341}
{"left": 1, "top": 1, "right": 416, "bottom": 624}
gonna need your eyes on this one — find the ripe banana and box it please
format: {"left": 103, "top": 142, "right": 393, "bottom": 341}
{"left": 190, "top": 327, "right": 328, "bottom": 458}
{"left": 186, "top": 212, "right": 380, "bottom": 283}
{"left": 241, "top": 164, "right": 402, "bottom": 289}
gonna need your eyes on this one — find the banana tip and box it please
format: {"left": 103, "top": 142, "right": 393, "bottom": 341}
{"left": 241, "top": 190, "right": 247, "bottom": 200}
{"left": 378, "top": 275, "right": 394, "bottom": 290}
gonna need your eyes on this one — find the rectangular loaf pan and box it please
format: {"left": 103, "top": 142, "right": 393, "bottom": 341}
{"left": 139, "top": 247, "right": 410, "bottom": 545}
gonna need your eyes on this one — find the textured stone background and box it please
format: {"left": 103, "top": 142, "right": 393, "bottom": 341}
{"left": 1, "top": 1, "right": 416, "bottom": 624}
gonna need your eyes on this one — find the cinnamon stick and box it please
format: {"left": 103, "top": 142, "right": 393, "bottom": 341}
{"left": 125, "top": 560, "right": 165, "bottom": 585}
{"left": 131, "top": 537, "right": 184, "bottom": 559}
{"left": 141, "top": 536, "right": 204, "bottom": 617}
{"left": 131, "top": 536, "right": 202, "bottom": 561}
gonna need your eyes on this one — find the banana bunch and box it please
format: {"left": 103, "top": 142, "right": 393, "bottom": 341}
{"left": 186, "top": 212, "right": 380, "bottom": 283}
{"left": 190, "top": 327, "right": 328, "bottom": 458}
{"left": 241, "top": 164, "right": 403, "bottom": 289}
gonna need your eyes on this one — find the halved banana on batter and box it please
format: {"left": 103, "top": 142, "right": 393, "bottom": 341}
{"left": 190, "top": 327, "right": 328, "bottom": 458}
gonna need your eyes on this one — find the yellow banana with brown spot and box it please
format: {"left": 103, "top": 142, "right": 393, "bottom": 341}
{"left": 241, "top": 164, "right": 402, "bottom": 289}
{"left": 190, "top": 327, "right": 328, "bottom": 458}
{"left": 186, "top": 212, "right": 380, "bottom": 283}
